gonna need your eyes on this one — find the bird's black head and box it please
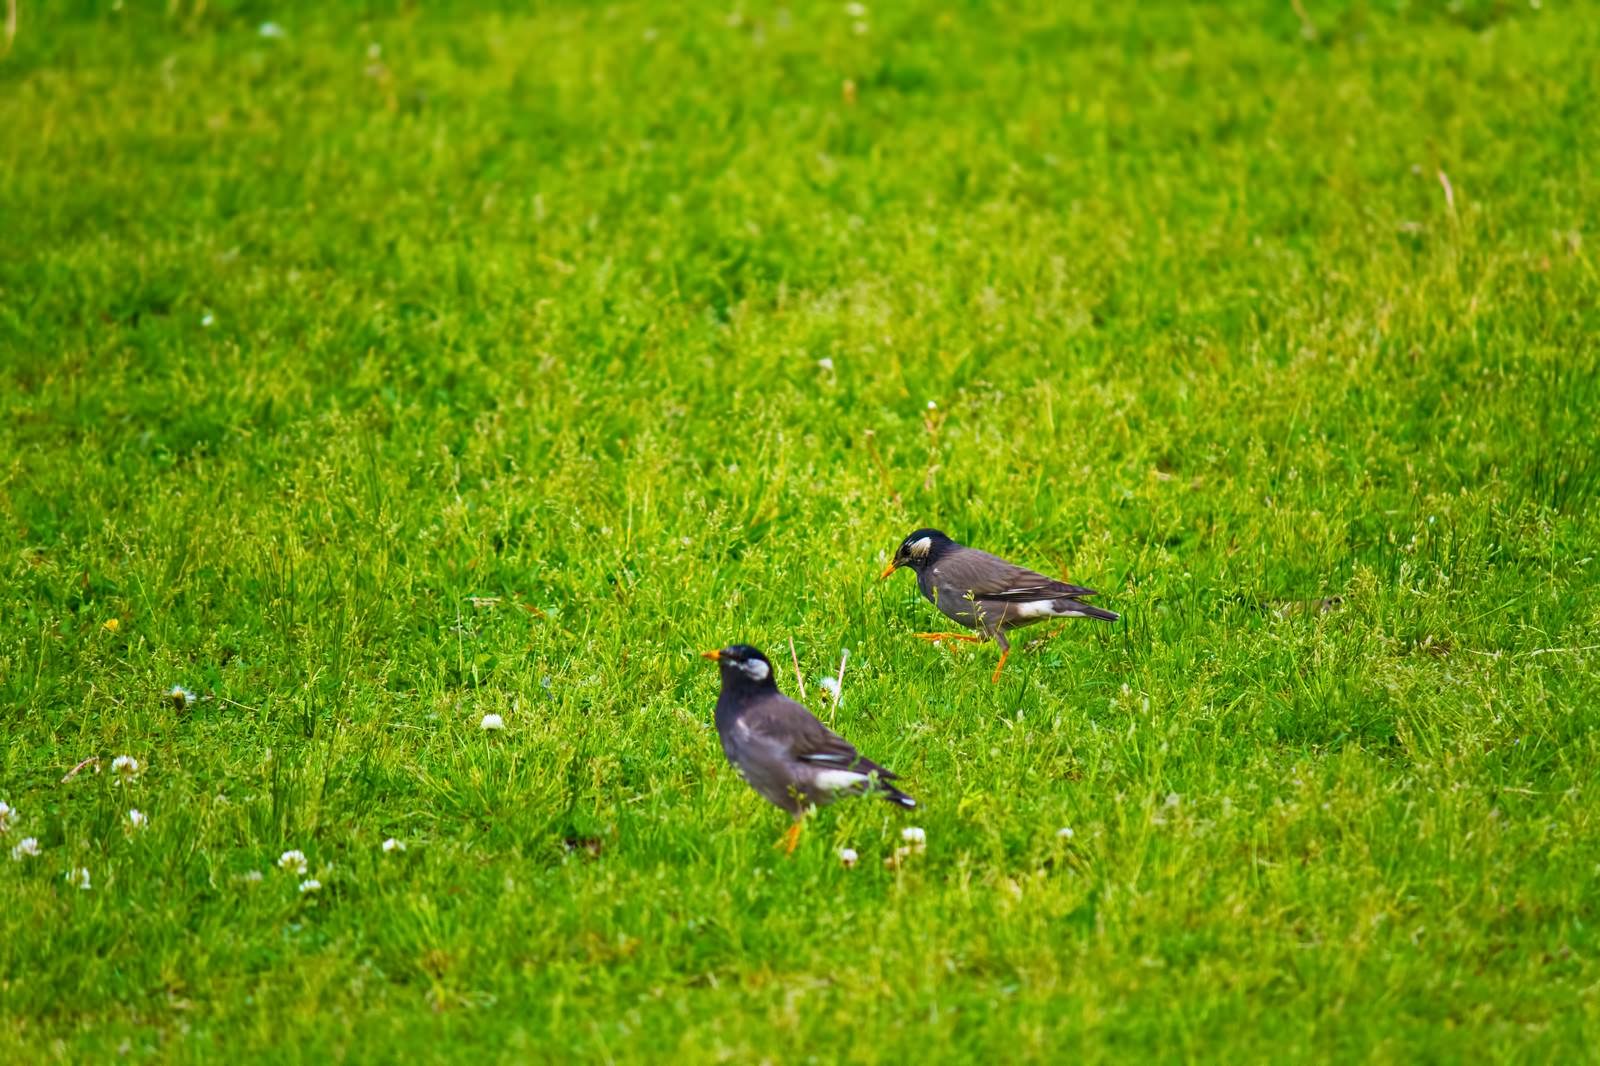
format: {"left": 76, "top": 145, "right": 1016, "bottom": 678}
{"left": 699, "top": 644, "right": 779, "bottom": 692}
{"left": 879, "top": 527, "right": 956, "bottom": 578}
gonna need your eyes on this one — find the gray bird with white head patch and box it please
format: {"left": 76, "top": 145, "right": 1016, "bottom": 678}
{"left": 700, "top": 644, "right": 916, "bottom": 854}
{"left": 879, "top": 528, "right": 1119, "bottom": 682}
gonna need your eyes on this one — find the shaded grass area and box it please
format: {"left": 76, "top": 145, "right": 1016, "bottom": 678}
{"left": 2, "top": 0, "right": 1598, "bottom": 1060}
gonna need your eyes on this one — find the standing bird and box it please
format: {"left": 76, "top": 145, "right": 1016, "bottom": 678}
{"left": 700, "top": 644, "right": 916, "bottom": 854}
{"left": 879, "top": 528, "right": 1118, "bottom": 682}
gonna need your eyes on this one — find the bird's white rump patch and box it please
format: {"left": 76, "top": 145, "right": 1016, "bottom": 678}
{"left": 737, "top": 657, "right": 770, "bottom": 682}
{"left": 813, "top": 768, "right": 870, "bottom": 792}
{"left": 908, "top": 536, "right": 932, "bottom": 558}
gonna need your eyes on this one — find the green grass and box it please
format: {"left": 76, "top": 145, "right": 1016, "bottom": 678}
{"left": 3, "top": 0, "right": 1599, "bottom": 1060}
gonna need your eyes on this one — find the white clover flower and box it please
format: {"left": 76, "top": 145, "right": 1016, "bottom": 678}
{"left": 169, "top": 685, "right": 197, "bottom": 710}
{"left": 111, "top": 755, "right": 139, "bottom": 783}
{"left": 278, "top": 849, "right": 308, "bottom": 875}
{"left": 67, "top": 867, "right": 91, "bottom": 890}
{"left": 1056, "top": 826, "right": 1075, "bottom": 840}
{"left": 900, "top": 826, "right": 926, "bottom": 850}
{"left": 201, "top": 313, "right": 215, "bottom": 327}
{"left": 381, "top": 837, "right": 405, "bottom": 854}
{"left": 926, "top": 399, "right": 938, "bottom": 410}
{"left": 837, "top": 847, "right": 859, "bottom": 869}
{"left": 298, "top": 879, "right": 321, "bottom": 894}
{"left": 0, "top": 801, "right": 13, "bottom": 833}
{"left": 480, "top": 713, "right": 505, "bottom": 731}
{"left": 240, "top": 869, "right": 264, "bottom": 883}
{"left": 128, "top": 809, "right": 148, "bottom": 830}
{"left": 11, "top": 837, "right": 41, "bottom": 861}
{"left": 817, "top": 357, "right": 835, "bottom": 371}
{"left": 817, "top": 676, "right": 841, "bottom": 700}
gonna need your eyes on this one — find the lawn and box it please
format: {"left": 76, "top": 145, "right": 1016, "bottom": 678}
{"left": 2, "top": 0, "right": 1598, "bottom": 1060}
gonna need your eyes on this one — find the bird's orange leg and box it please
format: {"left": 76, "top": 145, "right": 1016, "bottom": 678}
{"left": 990, "top": 647, "right": 1011, "bottom": 683}
{"left": 777, "top": 821, "right": 804, "bottom": 855}
{"left": 913, "top": 632, "right": 983, "bottom": 644}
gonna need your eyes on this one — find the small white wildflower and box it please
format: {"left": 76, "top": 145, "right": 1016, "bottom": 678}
{"left": 884, "top": 845, "right": 912, "bottom": 868}
{"left": 926, "top": 400, "right": 937, "bottom": 410}
{"left": 170, "top": 685, "right": 197, "bottom": 709}
{"left": 817, "top": 676, "right": 841, "bottom": 700}
{"left": 1056, "top": 826, "right": 1075, "bottom": 840}
{"left": 67, "top": 867, "right": 92, "bottom": 890}
{"left": 278, "top": 849, "right": 308, "bottom": 875}
{"left": 128, "top": 809, "right": 148, "bottom": 829}
{"left": 200, "top": 313, "right": 215, "bottom": 327}
{"left": 1164, "top": 792, "right": 1181, "bottom": 808}
{"left": 381, "top": 837, "right": 406, "bottom": 854}
{"left": 817, "top": 357, "right": 834, "bottom": 371}
{"left": 0, "top": 801, "right": 13, "bottom": 833}
{"left": 298, "top": 878, "right": 321, "bottom": 893}
{"left": 111, "top": 755, "right": 139, "bottom": 783}
{"left": 11, "top": 837, "right": 41, "bottom": 861}
{"left": 367, "top": 42, "right": 382, "bottom": 59}
{"left": 258, "top": 21, "right": 285, "bottom": 39}
{"left": 240, "top": 869, "right": 264, "bottom": 883}
{"left": 844, "top": 2, "right": 868, "bottom": 16}
{"left": 837, "top": 847, "right": 859, "bottom": 869}
{"left": 900, "top": 826, "right": 926, "bottom": 850}
{"left": 480, "top": 713, "right": 505, "bottom": 731}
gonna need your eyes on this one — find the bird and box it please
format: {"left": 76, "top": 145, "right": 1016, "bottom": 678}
{"left": 879, "top": 528, "right": 1118, "bottom": 682}
{"left": 700, "top": 644, "right": 916, "bottom": 854}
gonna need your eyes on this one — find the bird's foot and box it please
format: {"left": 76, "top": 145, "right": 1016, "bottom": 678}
{"left": 913, "top": 632, "right": 982, "bottom": 647}
{"left": 776, "top": 821, "right": 804, "bottom": 856}
{"left": 990, "top": 648, "right": 1011, "bottom": 683}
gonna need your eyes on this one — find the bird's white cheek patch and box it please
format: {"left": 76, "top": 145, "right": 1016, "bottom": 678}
{"left": 813, "top": 769, "right": 869, "bottom": 792}
{"left": 909, "top": 536, "right": 932, "bottom": 558}
{"left": 738, "top": 658, "right": 771, "bottom": 682}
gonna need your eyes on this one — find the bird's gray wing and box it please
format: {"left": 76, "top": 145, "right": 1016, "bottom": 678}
{"left": 937, "top": 547, "right": 1100, "bottom": 602}
{"left": 745, "top": 695, "right": 897, "bottom": 780}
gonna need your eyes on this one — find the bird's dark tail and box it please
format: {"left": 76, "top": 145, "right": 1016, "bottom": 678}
{"left": 880, "top": 786, "right": 917, "bottom": 809}
{"left": 1058, "top": 599, "right": 1120, "bottom": 623}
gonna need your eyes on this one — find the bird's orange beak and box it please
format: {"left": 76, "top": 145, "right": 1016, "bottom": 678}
{"left": 878, "top": 562, "right": 898, "bottom": 581}
{"left": 699, "top": 649, "right": 722, "bottom": 661}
